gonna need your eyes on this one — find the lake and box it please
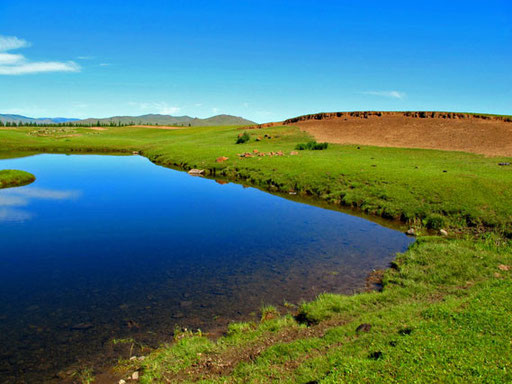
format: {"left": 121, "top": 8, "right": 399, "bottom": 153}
{"left": 0, "top": 154, "right": 413, "bottom": 382}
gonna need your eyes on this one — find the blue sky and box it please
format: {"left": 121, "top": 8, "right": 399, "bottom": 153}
{"left": 0, "top": 0, "right": 510, "bottom": 122}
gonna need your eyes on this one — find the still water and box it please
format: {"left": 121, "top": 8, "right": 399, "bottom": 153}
{"left": 0, "top": 154, "right": 413, "bottom": 382}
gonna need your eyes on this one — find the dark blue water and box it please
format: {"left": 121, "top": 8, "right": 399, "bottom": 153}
{"left": 0, "top": 154, "right": 413, "bottom": 382}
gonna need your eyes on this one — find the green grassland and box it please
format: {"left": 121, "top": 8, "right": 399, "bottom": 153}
{"left": 0, "top": 169, "right": 35, "bottom": 188}
{"left": 0, "top": 124, "right": 511, "bottom": 383}
{"left": 0, "top": 124, "right": 510, "bottom": 232}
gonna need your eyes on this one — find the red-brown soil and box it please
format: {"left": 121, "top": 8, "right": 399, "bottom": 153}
{"left": 247, "top": 112, "right": 512, "bottom": 157}
{"left": 129, "top": 125, "right": 185, "bottom": 130}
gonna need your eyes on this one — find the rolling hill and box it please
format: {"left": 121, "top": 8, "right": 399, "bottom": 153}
{"left": 0, "top": 113, "right": 255, "bottom": 127}
{"left": 0, "top": 114, "right": 79, "bottom": 125}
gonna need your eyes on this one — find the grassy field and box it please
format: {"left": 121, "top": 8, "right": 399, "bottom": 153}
{"left": 0, "top": 169, "right": 35, "bottom": 188}
{"left": 0, "top": 124, "right": 511, "bottom": 383}
{"left": 0, "top": 124, "right": 511, "bottom": 233}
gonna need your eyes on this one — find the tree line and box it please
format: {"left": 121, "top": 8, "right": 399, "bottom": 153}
{"left": 0, "top": 120, "right": 193, "bottom": 127}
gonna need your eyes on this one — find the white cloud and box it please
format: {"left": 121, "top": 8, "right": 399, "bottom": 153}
{"left": 0, "top": 35, "right": 80, "bottom": 75}
{"left": 160, "top": 106, "right": 181, "bottom": 114}
{"left": 0, "top": 61, "right": 80, "bottom": 75}
{"left": 129, "top": 102, "right": 181, "bottom": 115}
{"left": 0, "top": 36, "right": 29, "bottom": 51}
{"left": 77, "top": 56, "right": 94, "bottom": 60}
{"left": 361, "top": 90, "right": 406, "bottom": 99}
{"left": 99, "top": 63, "right": 111, "bottom": 66}
{"left": 0, "top": 52, "right": 24, "bottom": 65}
{"left": 212, "top": 107, "right": 220, "bottom": 114}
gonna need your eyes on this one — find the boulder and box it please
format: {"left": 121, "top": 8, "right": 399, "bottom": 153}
{"left": 188, "top": 169, "right": 205, "bottom": 175}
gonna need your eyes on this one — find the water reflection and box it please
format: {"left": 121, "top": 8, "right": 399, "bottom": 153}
{"left": 0, "top": 187, "right": 80, "bottom": 222}
{"left": 0, "top": 154, "right": 413, "bottom": 383}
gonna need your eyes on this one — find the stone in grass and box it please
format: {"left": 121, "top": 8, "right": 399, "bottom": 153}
{"left": 405, "top": 228, "right": 416, "bottom": 236}
{"left": 439, "top": 229, "right": 448, "bottom": 236}
{"left": 216, "top": 156, "right": 228, "bottom": 163}
{"left": 188, "top": 169, "right": 205, "bottom": 175}
{"left": 132, "top": 371, "right": 139, "bottom": 380}
{"left": 356, "top": 323, "right": 372, "bottom": 333}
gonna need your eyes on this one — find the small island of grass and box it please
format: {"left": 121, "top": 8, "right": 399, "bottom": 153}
{"left": 0, "top": 169, "right": 36, "bottom": 189}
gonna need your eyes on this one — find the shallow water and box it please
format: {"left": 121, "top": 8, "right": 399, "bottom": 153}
{"left": 0, "top": 154, "right": 413, "bottom": 382}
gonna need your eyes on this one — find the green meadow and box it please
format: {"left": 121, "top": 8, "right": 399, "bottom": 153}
{"left": 0, "top": 124, "right": 511, "bottom": 383}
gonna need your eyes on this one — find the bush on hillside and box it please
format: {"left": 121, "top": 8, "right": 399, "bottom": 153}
{"left": 425, "top": 213, "right": 446, "bottom": 230}
{"left": 295, "top": 141, "right": 328, "bottom": 150}
{"left": 236, "top": 132, "right": 250, "bottom": 144}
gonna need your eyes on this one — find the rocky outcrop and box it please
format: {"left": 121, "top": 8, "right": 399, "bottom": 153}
{"left": 282, "top": 111, "right": 512, "bottom": 125}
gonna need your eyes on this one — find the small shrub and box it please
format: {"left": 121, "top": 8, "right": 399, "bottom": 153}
{"left": 236, "top": 132, "right": 250, "bottom": 144}
{"left": 260, "top": 305, "right": 279, "bottom": 321}
{"left": 425, "top": 213, "right": 446, "bottom": 230}
{"left": 295, "top": 141, "right": 328, "bottom": 150}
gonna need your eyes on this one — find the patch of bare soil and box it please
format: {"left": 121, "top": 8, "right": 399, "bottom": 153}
{"left": 129, "top": 125, "right": 186, "bottom": 130}
{"left": 284, "top": 112, "right": 512, "bottom": 157}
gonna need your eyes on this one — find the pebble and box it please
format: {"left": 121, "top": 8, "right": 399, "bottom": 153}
{"left": 119, "top": 380, "right": 126, "bottom": 384}
{"left": 406, "top": 228, "right": 416, "bottom": 236}
{"left": 132, "top": 371, "right": 139, "bottom": 380}
{"left": 439, "top": 229, "right": 448, "bottom": 236}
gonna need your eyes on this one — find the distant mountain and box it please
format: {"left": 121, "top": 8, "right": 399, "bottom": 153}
{"left": 0, "top": 114, "right": 79, "bottom": 124}
{"left": 0, "top": 113, "right": 255, "bottom": 127}
{"left": 78, "top": 114, "right": 255, "bottom": 127}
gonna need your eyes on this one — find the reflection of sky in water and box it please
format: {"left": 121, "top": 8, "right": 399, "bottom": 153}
{"left": 0, "top": 187, "right": 80, "bottom": 222}
{"left": 0, "top": 154, "right": 413, "bottom": 383}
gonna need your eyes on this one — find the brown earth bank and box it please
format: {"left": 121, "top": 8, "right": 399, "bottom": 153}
{"left": 245, "top": 111, "right": 512, "bottom": 157}
{"left": 128, "top": 125, "right": 186, "bottom": 130}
